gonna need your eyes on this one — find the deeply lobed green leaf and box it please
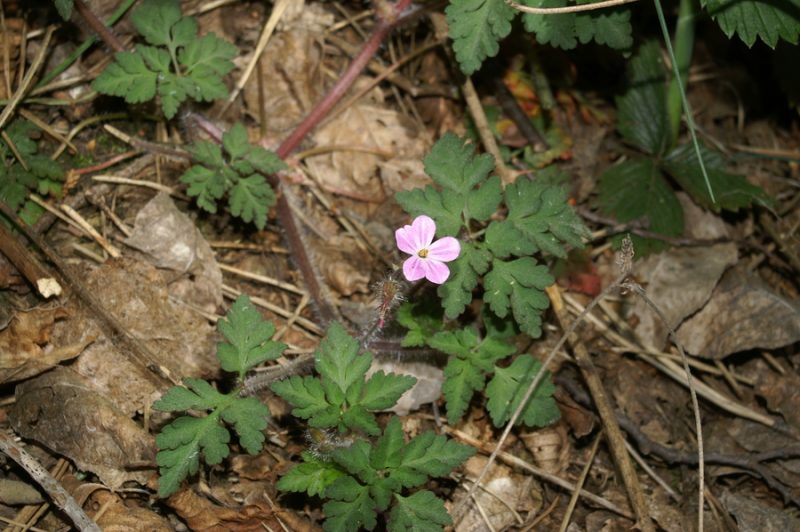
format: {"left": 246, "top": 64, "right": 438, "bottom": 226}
{"left": 216, "top": 295, "right": 286, "bottom": 379}
{"left": 446, "top": 0, "right": 516, "bottom": 75}
{"left": 520, "top": 0, "right": 632, "bottom": 51}
{"left": 486, "top": 355, "right": 560, "bottom": 427}
{"left": 701, "top": 0, "right": 800, "bottom": 48}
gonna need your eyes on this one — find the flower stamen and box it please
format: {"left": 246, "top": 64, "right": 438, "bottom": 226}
{"left": 418, "top": 248, "right": 429, "bottom": 258}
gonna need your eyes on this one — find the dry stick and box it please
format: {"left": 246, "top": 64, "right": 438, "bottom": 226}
{"left": 624, "top": 281, "right": 704, "bottom": 532}
{"left": 217, "top": 0, "right": 292, "bottom": 117}
{"left": 0, "top": 202, "right": 176, "bottom": 390}
{"left": 0, "top": 432, "right": 101, "bottom": 532}
{"left": 462, "top": 77, "right": 516, "bottom": 186}
{"left": 508, "top": 0, "right": 640, "bottom": 15}
{"left": 0, "top": 26, "right": 54, "bottom": 131}
{"left": 559, "top": 430, "right": 603, "bottom": 532}
{"left": 0, "top": 222, "right": 62, "bottom": 297}
{"left": 547, "top": 284, "right": 654, "bottom": 531}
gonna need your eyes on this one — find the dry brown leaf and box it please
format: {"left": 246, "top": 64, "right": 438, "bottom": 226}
{"left": 9, "top": 367, "right": 155, "bottom": 489}
{"left": 92, "top": 490, "right": 172, "bottom": 531}
{"left": 721, "top": 490, "right": 800, "bottom": 531}
{"left": 124, "top": 192, "right": 223, "bottom": 313}
{"left": 676, "top": 267, "right": 800, "bottom": 358}
{"left": 520, "top": 423, "right": 570, "bottom": 475}
{"left": 48, "top": 258, "right": 217, "bottom": 416}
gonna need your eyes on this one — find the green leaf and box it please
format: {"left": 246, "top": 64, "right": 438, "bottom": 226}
{"left": 486, "top": 355, "right": 560, "bottom": 427}
{"left": 437, "top": 241, "right": 490, "bottom": 319}
{"left": 389, "top": 491, "right": 452, "bottom": 532}
{"left": 220, "top": 396, "right": 269, "bottom": 454}
{"left": 520, "top": 0, "right": 632, "bottom": 51}
{"left": 130, "top": 0, "right": 182, "bottom": 47}
{"left": 54, "top": 0, "right": 73, "bottom": 20}
{"left": 155, "top": 414, "right": 230, "bottom": 497}
{"left": 324, "top": 477, "right": 377, "bottom": 532}
{"left": 187, "top": 140, "right": 224, "bottom": 169}
{"left": 370, "top": 417, "right": 405, "bottom": 471}
{"left": 27, "top": 156, "right": 62, "bottom": 180}
{"left": 228, "top": 174, "right": 274, "bottom": 230}
{"left": 424, "top": 133, "right": 495, "bottom": 195}
{"left": 700, "top": 0, "right": 800, "bottom": 48}
{"left": 441, "top": 357, "right": 484, "bottom": 424}
{"left": 446, "top": 0, "right": 516, "bottom": 75}
{"left": 595, "top": 157, "right": 683, "bottom": 255}
{"left": 5, "top": 120, "right": 37, "bottom": 157}
{"left": 616, "top": 41, "right": 671, "bottom": 156}
{"left": 271, "top": 375, "right": 330, "bottom": 420}
{"left": 216, "top": 295, "right": 286, "bottom": 378}
{"left": 180, "top": 33, "right": 237, "bottom": 101}
{"left": 169, "top": 16, "right": 198, "bottom": 51}
{"left": 484, "top": 258, "right": 553, "bottom": 337}
{"left": 486, "top": 179, "right": 588, "bottom": 259}
{"left": 395, "top": 186, "right": 463, "bottom": 236}
{"left": 180, "top": 165, "right": 225, "bottom": 213}
{"left": 158, "top": 72, "right": 195, "bottom": 119}
{"left": 664, "top": 143, "right": 771, "bottom": 212}
{"left": 91, "top": 50, "right": 158, "bottom": 104}
{"left": 153, "top": 378, "right": 225, "bottom": 412}
{"left": 315, "top": 322, "right": 370, "bottom": 402}
{"left": 360, "top": 371, "right": 416, "bottom": 411}
{"left": 396, "top": 301, "right": 443, "bottom": 348}
{"left": 243, "top": 145, "right": 287, "bottom": 174}
{"left": 399, "top": 430, "right": 476, "bottom": 480}
{"left": 222, "top": 123, "right": 249, "bottom": 159}
{"left": 277, "top": 453, "right": 345, "bottom": 497}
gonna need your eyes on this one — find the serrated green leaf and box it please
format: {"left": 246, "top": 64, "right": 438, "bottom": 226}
{"left": 181, "top": 32, "right": 237, "bottom": 76}
{"left": 466, "top": 174, "right": 502, "bottom": 222}
{"left": 155, "top": 414, "right": 230, "bottom": 497}
{"left": 370, "top": 417, "right": 405, "bottom": 471}
{"left": 54, "top": 0, "right": 73, "bottom": 20}
{"left": 446, "top": 0, "right": 516, "bottom": 75}
{"left": 5, "top": 120, "right": 37, "bottom": 157}
{"left": 441, "top": 357, "right": 485, "bottom": 424}
{"left": 664, "top": 143, "right": 771, "bottom": 212}
{"left": 520, "top": 0, "right": 632, "bottom": 51}
{"left": 220, "top": 396, "right": 269, "bottom": 454}
{"left": 331, "top": 440, "right": 374, "bottom": 481}
{"left": 486, "top": 355, "right": 560, "bottom": 427}
{"left": 271, "top": 375, "right": 330, "bottom": 420}
{"left": 180, "top": 165, "right": 225, "bottom": 213}
{"left": 486, "top": 179, "right": 588, "bottom": 259}
{"left": 170, "top": 16, "right": 198, "bottom": 51}
{"left": 360, "top": 371, "right": 416, "bottom": 411}
{"left": 228, "top": 174, "right": 274, "bottom": 230}
{"left": 0, "top": 174, "right": 30, "bottom": 211}
{"left": 187, "top": 140, "right": 224, "bottom": 169}
{"left": 595, "top": 157, "right": 683, "bottom": 255}
{"left": 92, "top": 50, "right": 158, "bottom": 103}
{"left": 484, "top": 258, "right": 553, "bottom": 337}
{"left": 389, "top": 490, "right": 452, "bottom": 532}
{"left": 437, "top": 242, "right": 490, "bottom": 319}
{"left": 216, "top": 295, "right": 285, "bottom": 378}
{"left": 316, "top": 322, "right": 370, "bottom": 399}
{"left": 616, "top": 41, "right": 671, "bottom": 155}
{"left": 153, "top": 378, "right": 224, "bottom": 412}
{"left": 26, "top": 156, "right": 62, "bottom": 181}
{"left": 395, "top": 186, "right": 464, "bottom": 236}
{"left": 424, "top": 133, "right": 495, "bottom": 194}
{"left": 701, "top": 0, "right": 800, "bottom": 48}
{"left": 323, "top": 476, "right": 377, "bottom": 532}
{"left": 243, "top": 145, "right": 287, "bottom": 174}
{"left": 158, "top": 72, "right": 195, "bottom": 119}
{"left": 130, "top": 0, "right": 182, "bottom": 47}
{"left": 277, "top": 453, "right": 345, "bottom": 497}
{"left": 222, "top": 122, "right": 250, "bottom": 159}
{"left": 399, "top": 430, "right": 476, "bottom": 480}
{"left": 396, "top": 301, "right": 443, "bottom": 347}
{"left": 138, "top": 45, "right": 171, "bottom": 72}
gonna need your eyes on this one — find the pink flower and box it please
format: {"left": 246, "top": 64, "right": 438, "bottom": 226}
{"left": 395, "top": 215, "right": 460, "bottom": 284}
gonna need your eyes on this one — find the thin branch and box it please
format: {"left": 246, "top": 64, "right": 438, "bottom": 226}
{"left": 73, "top": 0, "right": 125, "bottom": 53}
{"left": 507, "top": 0, "right": 639, "bottom": 15}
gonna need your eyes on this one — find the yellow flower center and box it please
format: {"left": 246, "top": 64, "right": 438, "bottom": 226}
{"left": 418, "top": 248, "right": 429, "bottom": 258}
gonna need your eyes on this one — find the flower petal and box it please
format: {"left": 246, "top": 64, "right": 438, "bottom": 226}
{"left": 424, "top": 259, "right": 451, "bottom": 284}
{"left": 427, "top": 236, "right": 460, "bottom": 262}
{"left": 395, "top": 224, "right": 418, "bottom": 255}
{"left": 411, "top": 215, "right": 436, "bottom": 250}
{"left": 402, "top": 256, "right": 427, "bottom": 281}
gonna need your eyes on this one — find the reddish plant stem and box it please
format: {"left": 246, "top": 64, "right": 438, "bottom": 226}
{"left": 74, "top": 0, "right": 126, "bottom": 53}
{"left": 261, "top": 0, "right": 414, "bottom": 326}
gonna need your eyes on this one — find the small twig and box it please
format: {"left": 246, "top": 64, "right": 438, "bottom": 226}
{"left": 507, "top": 0, "right": 639, "bottom": 15}
{"left": 219, "top": 263, "right": 307, "bottom": 296}
{"left": 0, "top": 26, "right": 55, "bottom": 131}
{"left": 0, "top": 222, "right": 62, "bottom": 297}
{"left": 0, "top": 431, "right": 101, "bottom": 532}
{"left": 217, "top": 0, "right": 292, "bottom": 116}
{"left": 461, "top": 77, "right": 515, "bottom": 186}
{"left": 60, "top": 204, "right": 121, "bottom": 259}
{"left": 559, "top": 430, "right": 603, "bottom": 532}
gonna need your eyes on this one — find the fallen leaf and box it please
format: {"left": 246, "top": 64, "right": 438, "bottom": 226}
{"left": 721, "top": 490, "right": 800, "bottom": 531}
